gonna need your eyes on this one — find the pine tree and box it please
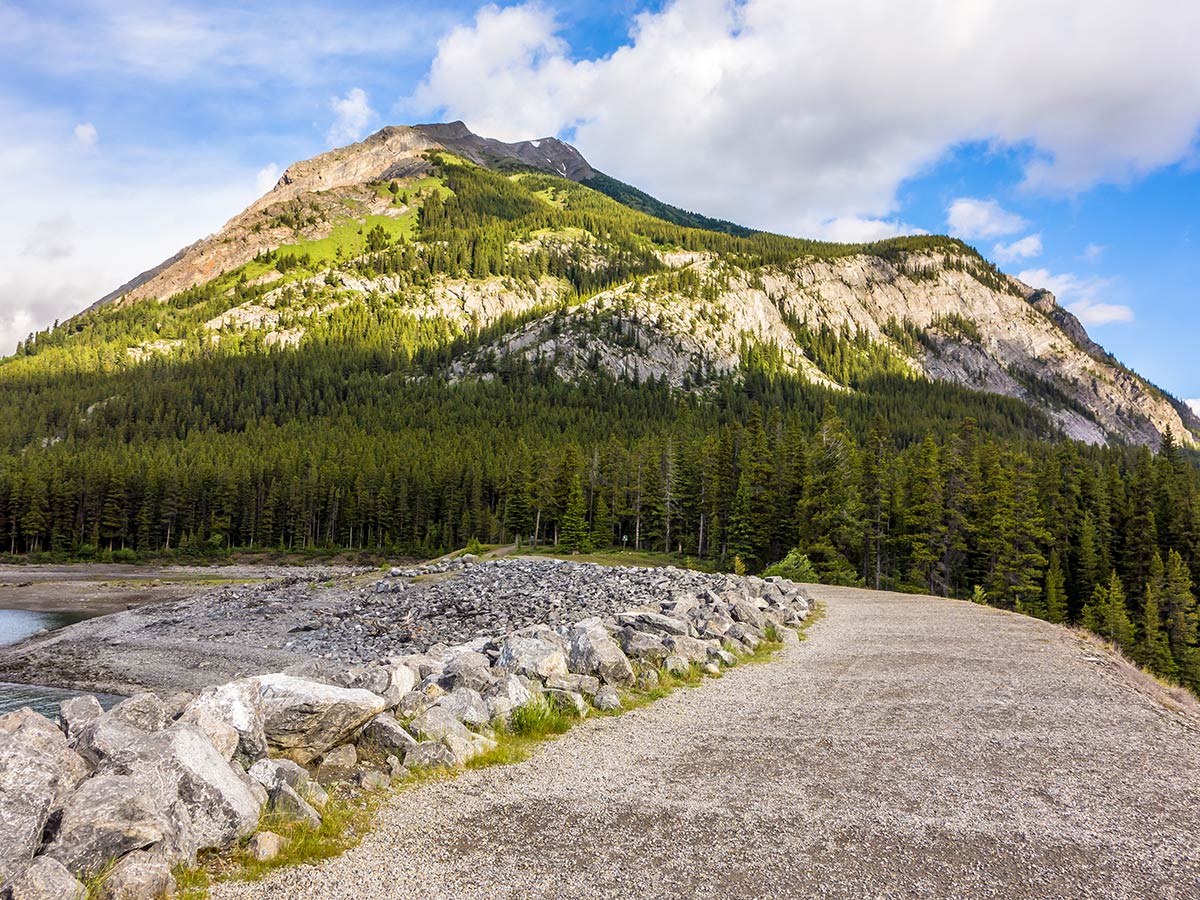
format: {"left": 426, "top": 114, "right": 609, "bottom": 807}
{"left": 559, "top": 473, "right": 589, "bottom": 553}
{"left": 1043, "top": 550, "right": 1068, "bottom": 624}
{"left": 1138, "top": 554, "right": 1176, "bottom": 677}
{"left": 1163, "top": 550, "right": 1199, "bottom": 687}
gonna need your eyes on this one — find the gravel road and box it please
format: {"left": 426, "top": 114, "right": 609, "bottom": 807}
{"left": 213, "top": 586, "right": 1200, "bottom": 900}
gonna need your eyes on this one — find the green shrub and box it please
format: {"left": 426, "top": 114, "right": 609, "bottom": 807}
{"left": 764, "top": 549, "right": 820, "bottom": 583}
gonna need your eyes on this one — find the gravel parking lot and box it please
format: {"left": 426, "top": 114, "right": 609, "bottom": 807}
{"left": 213, "top": 585, "right": 1200, "bottom": 900}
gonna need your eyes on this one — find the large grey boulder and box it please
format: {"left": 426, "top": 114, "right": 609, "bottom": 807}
{"left": 408, "top": 707, "right": 494, "bottom": 764}
{"left": 179, "top": 678, "right": 267, "bottom": 765}
{"left": 403, "top": 741, "right": 456, "bottom": 770}
{"left": 0, "top": 708, "right": 90, "bottom": 889}
{"left": 265, "top": 781, "right": 321, "bottom": 828}
{"left": 46, "top": 772, "right": 195, "bottom": 879}
{"left": 74, "top": 715, "right": 147, "bottom": 768}
{"left": 615, "top": 626, "right": 669, "bottom": 663}
{"left": 59, "top": 695, "right": 103, "bottom": 742}
{"left": 496, "top": 635, "right": 568, "bottom": 681}
{"left": 94, "top": 849, "right": 175, "bottom": 900}
{"left": 620, "top": 611, "right": 690, "bottom": 637}
{"left": 440, "top": 656, "right": 493, "bottom": 693}
{"left": 332, "top": 665, "right": 390, "bottom": 695}
{"left": 568, "top": 619, "right": 635, "bottom": 685}
{"left": 359, "top": 715, "right": 418, "bottom": 756}
{"left": 8, "top": 857, "right": 85, "bottom": 900}
{"left": 483, "top": 674, "right": 533, "bottom": 723}
{"left": 256, "top": 674, "right": 386, "bottom": 764}
{"left": 435, "top": 688, "right": 490, "bottom": 727}
{"left": 106, "top": 693, "right": 169, "bottom": 734}
{"left": 101, "top": 724, "right": 262, "bottom": 852}
{"left": 248, "top": 758, "right": 310, "bottom": 795}
{"left": 663, "top": 634, "right": 714, "bottom": 663}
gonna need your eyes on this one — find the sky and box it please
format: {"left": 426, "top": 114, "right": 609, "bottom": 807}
{"left": 2, "top": 0, "right": 1199, "bottom": 405}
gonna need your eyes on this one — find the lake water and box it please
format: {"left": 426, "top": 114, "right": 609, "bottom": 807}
{"left": 0, "top": 607, "right": 123, "bottom": 717}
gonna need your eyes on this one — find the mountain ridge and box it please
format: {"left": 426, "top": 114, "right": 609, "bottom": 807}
{"left": 33, "top": 122, "right": 1200, "bottom": 448}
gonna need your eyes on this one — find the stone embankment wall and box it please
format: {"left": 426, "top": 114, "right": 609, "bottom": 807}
{"left": 0, "top": 559, "right": 811, "bottom": 900}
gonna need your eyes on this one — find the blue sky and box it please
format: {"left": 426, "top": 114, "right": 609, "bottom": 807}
{"left": 2, "top": 0, "right": 1198, "bottom": 405}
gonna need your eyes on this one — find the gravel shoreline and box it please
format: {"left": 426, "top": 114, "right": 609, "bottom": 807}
{"left": 213, "top": 585, "right": 1200, "bottom": 900}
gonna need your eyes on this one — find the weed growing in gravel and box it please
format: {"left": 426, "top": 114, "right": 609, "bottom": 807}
{"left": 509, "top": 695, "right": 575, "bottom": 737}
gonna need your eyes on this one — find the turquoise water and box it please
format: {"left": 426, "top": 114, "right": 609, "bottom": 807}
{"left": 0, "top": 608, "right": 122, "bottom": 717}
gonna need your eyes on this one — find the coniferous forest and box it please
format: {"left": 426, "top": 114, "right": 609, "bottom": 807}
{"left": 2, "top": 153, "right": 1199, "bottom": 691}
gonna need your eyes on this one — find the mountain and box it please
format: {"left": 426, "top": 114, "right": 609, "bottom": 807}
{"left": 6, "top": 122, "right": 1200, "bottom": 686}
{"left": 59, "top": 122, "right": 1195, "bottom": 449}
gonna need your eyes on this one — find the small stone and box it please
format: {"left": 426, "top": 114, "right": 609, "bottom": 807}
{"left": 358, "top": 770, "right": 390, "bottom": 790}
{"left": 247, "top": 831, "right": 284, "bottom": 862}
{"left": 663, "top": 655, "right": 690, "bottom": 677}
{"left": 593, "top": 685, "right": 622, "bottom": 712}
{"left": 701, "top": 662, "right": 721, "bottom": 676}
{"left": 546, "top": 689, "right": 588, "bottom": 718}
{"left": 267, "top": 782, "right": 321, "bottom": 828}
{"left": 636, "top": 668, "right": 660, "bottom": 691}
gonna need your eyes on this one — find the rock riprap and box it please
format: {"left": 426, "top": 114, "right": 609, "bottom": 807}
{"left": 0, "top": 558, "right": 810, "bottom": 896}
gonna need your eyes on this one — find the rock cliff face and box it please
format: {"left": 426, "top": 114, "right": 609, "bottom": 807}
{"left": 457, "top": 250, "right": 1192, "bottom": 447}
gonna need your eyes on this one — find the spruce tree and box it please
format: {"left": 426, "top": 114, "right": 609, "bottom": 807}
{"left": 1138, "top": 554, "right": 1176, "bottom": 677}
{"left": 1043, "top": 550, "right": 1068, "bottom": 624}
{"left": 559, "top": 473, "right": 589, "bottom": 553}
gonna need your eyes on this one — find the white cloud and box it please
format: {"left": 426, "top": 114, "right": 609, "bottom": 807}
{"left": 1017, "top": 267, "right": 1132, "bottom": 326}
{"left": 255, "top": 163, "right": 281, "bottom": 195}
{"left": 1080, "top": 243, "right": 1106, "bottom": 263}
{"left": 0, "top": 100, "right": 261, "bottom": 356}
{"left": 327, "top": 87, "right": 374, "bottom": 147}
{"left": 410, "top": 0, "right": 1200, "bottom": 235}
{"left": 1187, "top": 399, "right": 1200, "bottom": 417}
{"left": 74, "top": 122, "right": 97, "bottom": 148}
{"left": 947, "top": 198, "right": 1029, "bottom": 240}
{"left": 992, "top": 233, "right": 1042, "bottom": 263}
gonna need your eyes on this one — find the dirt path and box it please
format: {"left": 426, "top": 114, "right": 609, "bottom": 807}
{"left": 214, "top": 587, "right": 1200, "bottom": 900}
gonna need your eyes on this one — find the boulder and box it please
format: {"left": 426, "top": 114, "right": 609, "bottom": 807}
{"left": 593, "top": 685, "right": 622, "bottom": 712}
{"left": 47, "top": 773, "right": 195, "bottom": 879}
{"left": 247, "top": 831, "right": 284, "bottom": 862}
{"left": 0, "top": 708, "right": 90, "bottom": 888}
{"left": 545, "top": 674, "right": 601, "bottom": 697}
{"left": 546, "top": 689, "right": 588, "bottom": 718}
{"left": 332, "top": 665, "right": 390, "bottom": 695}
{"left": 663, "top": 634, "right": 714, "bottom": 663}
{"left": 256, "top": 674, "right": 386, "bottom": 765}
{"left": 359, "top": 715, "right": 418, "bottom": 756}
{"left": 636, "top": 668, "right": 660, "bottom": 691}
{"left": 496, "top": 635, "right": 568, "bottom": 681}
{"left": 95, "top": 850, "right": 175, "bottom": 900}
{"left": 101, "top": 724, "right": 262, "bottom": 852}
{"left": 74, "top": 716, "right": 146, "bottom": 768}
{"left": 59, "top": 695, "right": 103, "bottom": 741}
{"left": 266, "top": 782, "right": 321, "bottom": 828}
{"left": 435, "top": 688, "right": 490, "bottom": 727}
{"left": 8, "top": 856, "right": 85, "bottom": 900}
{"left": 622, "top": 611, "right": 690, "bottom": 637}
{"left": 179, "top": 679, "right": 267, "bottom": 764}
{"left": 358, "top": 770, "right": 389, "bottom": 790}
{"left": 568, "top": 620, "right": 635, "bottom": 686}
{"left": 663, "top": 655, "right": 690, "bottom": 677}
{"left": 615, "top": 627, "right": 669, "bottom": 663}
{"left": 107, "top": 693, "right": 169, "bottom": 733}
{"left": 315, "top": 744, "right": 357, "bottom": 786}
{"left": 248, "top": 758, "right": 310, "bottom": 795}
{"left": 403, "top": 742, "right": 456, "bottom": 770}
{"left": 408, "top": 706, "right": 471, "bottom": 744}
{"left": 385, "top": 664, "right": 418, "bottom": 700}
{"left": 483, "top": 675, "right": 533, "bottom": 723}
{"left": 440, "top": 657, "right": 493, "bottom": 693}
{"left": 395, "top": 691, "right": 432, "bottom": 720}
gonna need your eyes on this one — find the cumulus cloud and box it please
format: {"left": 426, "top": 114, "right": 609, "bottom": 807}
{"left": 1017, "top": 267, "right": 1132, "bottom": 326}
{"left": 947, "top": 199, "right": 1029, "bottom": 240}
{"left": 410, "top": 0, "right": 1200, "bottom": 235}
{"left": 327, "top": 87, "right": 374, "bottom": 147}
{"left": 73, "top": 122, "right": 97, "bottom": 148}
{"left": 255, "top": 162, "right": 281, "bottom": 194}
{"left": 992, "top": 233, "right": 1043, "bottom": 263}
{"left": 0, "top": 102, "right": 260, "bottom": 355}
